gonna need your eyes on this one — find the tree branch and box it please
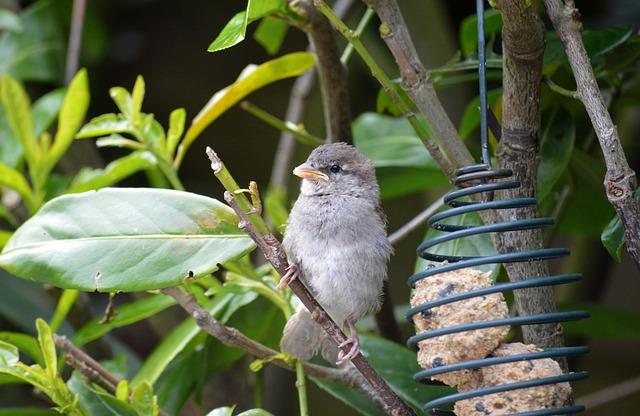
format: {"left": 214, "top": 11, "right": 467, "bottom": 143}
{"left": 493, "top": 0, "right": 568, "bottom": 371}
{"left": 291, "top": 0, "right": 353, "bottom": 144}
{"left": 388, "top": 195, "right": 445, "bottom": 245}
{"left": 542, "top": 0, "right": 640, "bottom": 268}
{"left": 361, "top": 0, "right": 474, "bottom": 171}
{"left": 205, "top": 147, "right": 416, "bottom": 416}
{"left": 64, "top": 0, "right": 86, "bottom": 84}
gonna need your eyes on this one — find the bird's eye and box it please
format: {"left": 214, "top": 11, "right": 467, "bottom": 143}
{"left": 329, "top": 164, "right": 341, "bottom": 173}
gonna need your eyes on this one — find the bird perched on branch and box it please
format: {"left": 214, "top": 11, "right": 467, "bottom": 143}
{"left": 279, "top": 142, "right": 392, "bottom": 365}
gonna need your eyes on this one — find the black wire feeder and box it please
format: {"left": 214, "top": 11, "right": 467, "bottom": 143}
{"left": 405, "top": 1, "right": 590, "bottom": 414}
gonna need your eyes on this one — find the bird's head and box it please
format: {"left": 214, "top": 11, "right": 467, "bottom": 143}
{"left": 293, "top": 142, "right": 379, "bottom": 200}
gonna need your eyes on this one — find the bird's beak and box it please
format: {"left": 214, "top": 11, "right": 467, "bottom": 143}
{"left": 293, "top": 163, "right": 329, "bottom": 181}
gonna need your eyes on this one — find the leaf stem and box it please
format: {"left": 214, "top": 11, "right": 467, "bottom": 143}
{"left": 295, "top": 360, "right": 309, "bottom": 416}
{"left": 543, "top": 75, "right": 578, "bottom": 99}
{"left": 240, "top": 101, "right": 323, "bottom": 147}
{"left": 340, "top": 8, "right": 375, "bottom": 64}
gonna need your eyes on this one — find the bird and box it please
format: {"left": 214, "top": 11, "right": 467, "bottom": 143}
{"left": 278, "top": 142, "right": 392, "bottom": 365}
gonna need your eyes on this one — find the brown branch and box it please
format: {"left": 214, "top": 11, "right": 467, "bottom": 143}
{"left": 54, "top": 334, "right": 170, "bottom": 416}
{"left": 388, "top": 195, "right": 445, "bottom": 245}
{"left": 290, "top": 0, "right": 353, "bottom": 144}
{"left": 362, "top": 0, "right": 474, "bottom": 170}
{"left": 223, "top": 191, "right": 416, "bottom": 416}
{"left": 64, "top": 0, "right": 87, "bottom": 85}
{"left": 542, "top": 0, "right": 640, "bottom": 268}
{"left": 493, "top": 0, "right": 568, "bottom": 370}
{"left": 269, "top": 0, "right": 356, "bottom": 190}
{"left": 578, "top": 374, "right": 640, "bottom": 410}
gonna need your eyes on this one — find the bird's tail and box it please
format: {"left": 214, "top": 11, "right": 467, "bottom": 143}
{"left": 281, "top": 308, "right": 325, "bottom": 361}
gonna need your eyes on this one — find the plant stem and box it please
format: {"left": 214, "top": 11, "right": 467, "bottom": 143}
{"left": 340, "top": 8, "right": 375, "bottom": 64}
{"left": 240, "top": 101, "right": 324, "bottom": 147}
{"left": 313, "top": 0, "right": 454, "bottom": 178}
{"left": 543, "top": 75, "right": 577, "bottom": 98}
{"left": 295, "top": 360, "right": 309, "bottom": 416}
{"left": 156, "top": 157, "right": 185, "bottom": 191}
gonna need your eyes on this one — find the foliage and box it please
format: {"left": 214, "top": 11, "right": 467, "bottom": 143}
{"left": 1, "top": 1, "right": 639, "bottom": 415}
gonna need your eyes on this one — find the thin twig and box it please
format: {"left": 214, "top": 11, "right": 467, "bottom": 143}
{"left": 341, "top": 8, "right": 375, "bottom": 64}
{"left": 241, "top": 101, "right": 324, "bottom": 147}
{"left": 269, "top": 0, "right": 355, "bottom": 190}
{"left": 578, "top": 374, "right": 640, "bottom": 410}
{"left": 360, "top": 0, "right": 475, "bottom": 172}
{"left": 206, "top": 148, "right": 416, "bottom": 416}
{"left": 65, "top": 0, "right": 87, "bottom": 85}
{"left": 543, "top": 0, "right": 640, "bottom": 269}
{"left": 388, "top": 195, "right": 445, "bottom": 245}
{"left": 291, "top": 0, "right": 353, "bottom": 143}
{"left": 54, "top": 334, "right": 170, "bottom": 416}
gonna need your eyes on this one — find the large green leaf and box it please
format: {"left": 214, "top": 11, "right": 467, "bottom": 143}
{"left": 208, "top": 0, "right": 285, "bottom": 52}
{"left": 537, "top": 107, "right": 575, "bottom": 202}
{"left": 254, "top": 16, "right": 289, "bottom": 55}
{"left": 179, "top": 52, "right": 315, "bottom": 163}
{"left": 0, "top": 0, "right": 65, "bottom": 83}
{"left": 601, "top": 187, "right": 639, "bottom": 262}
{"left": 459, "top": 10, "right": 503, "bottom": 57}
{"left": 0, "top": 188, "right": 255, "bottom": 292}
{"left": 353, "top": 113, "right": 447, "bottom": 199}
{"left": 415, "top": 211, "right": 499, "bottom": 277}
{"left": 67, "top": 151, "right": 157, "bottom": 193}
{"left": 314, "top": 335, "right": 452, "bottom": 416}
{"left": 544, "top": 26, "right": 633, "bottom": 66}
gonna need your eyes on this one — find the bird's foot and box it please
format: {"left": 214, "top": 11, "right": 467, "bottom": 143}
{"left": 336, "top": 321, "right": 360, "bottom": 365}
{"left": 277, "top": 263, "right": 299, "bottom": 289}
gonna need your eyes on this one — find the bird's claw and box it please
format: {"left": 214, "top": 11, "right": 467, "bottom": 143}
{"left": 277, "top": 263, "right": 299, "bottom": 289}
{"left": 336, "top": 334, "right": 360, "bottom": 365}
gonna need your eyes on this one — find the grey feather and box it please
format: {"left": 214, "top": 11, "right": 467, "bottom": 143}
{"left": 280, "top": 143, "right": 392, "bottom": 360}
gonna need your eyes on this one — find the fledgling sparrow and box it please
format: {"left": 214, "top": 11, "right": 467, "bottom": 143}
{"left": 279, "top": 142, "right": 392, "bottom": 365}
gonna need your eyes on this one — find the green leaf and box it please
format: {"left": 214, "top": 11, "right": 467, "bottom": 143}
{"left": 109, "top": 86, "right": 133, "bottom": 118}
{"left": 0, "top": 409, "right": 58, "bottom": 416}
{"left": 314, "top": 335, "right": 451, "bottom": 416}
{"left": 49, "top": 289, "right": 79, "bottom": 333}
{"left": 415, "top": 211, "right": 499, "bottom": 277}
{"left": 0, "top": 104, "right": 23, "bottom": 167}
{"left": 0, "top": 162, "right": 34, "bottom": 211}
{"left": 0, "top": 332, "right": 43, "bottom": 366}
{"left": 600, "top": 187, "right": 640, "bottom": 262}
{"left": 208, "top": 0, "right": 284, "bottom": 53}
{"left": 1, "top": 73, "right": 38, "bottom": 166}
{"left": 560, "top": 303, "right": 640, "bottom": 339}
{"left": 68, "top": 372, "right": 139, "bottom": 416}
{"left": 67, "top": 151, "right": 157, "bottom": 193}
{"left": 131, "top": 75, "right": 145, "bottom": 121}
{"left": 180, "top": 52, "right": 316, "bottom": 161}
{"left": 76, "top": 113, "right": 133, "bottom": 139}
{"left": 459, "top": 10, "right": 503, "bottom": 57}
{"left": 537, "top": 107, "right": 575, "bottom": 202}
{"left": 0, "top": 339, "right": 19, "bottom": 369}
{"left": 208, "top": 11, "right": 248, "bottom": 52}
{"left": 0, "top": 0, "right": 65, "bottom": 83}
{"left": 35, "top": 318, "right": 56, "bottom": 381}
{"left": 132, "top": 292, "right": 234, "bottom": 387}
{"left": 237, "top": 410, "right": 274, "bottom": 416}
{"left": 254, "top": 16, "right": 289, "bottom": 55}
{"left": 206, "top": 407, "right": 234, "bottom": 416}
{"left": 0, "top": 188, "right": 255, "bottom": 292}
{"left": 0, "top": 230, "right": 11, "bottom": 249}
{"left": 166, "top": 108, "right": 186, "bottom": 158}
{"left": 544, "top": 26, "right": 633, "bottom": 66}
{"left": 0, "top": 9, "right": 23, "bottom": 32}
{"left": 73, "top": 294, "right": 176, "bottom": 347}
{"left": 130, "top": 381, "right": 158, "bottom": 416}
{"left": 459, "top": 89, "right": 502, "bottom": 139}
{"left": 32, "top": 88, "right": 65, "bottom": 138}
{"left": 47, "top": 69, "right": 89, "bottom": 170}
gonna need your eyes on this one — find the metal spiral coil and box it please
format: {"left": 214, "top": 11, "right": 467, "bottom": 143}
{"left": 405, "top": 163, "right": 590, "bottom": 415}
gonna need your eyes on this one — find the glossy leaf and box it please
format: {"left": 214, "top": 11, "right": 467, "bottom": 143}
{"left": 254, "top": 16, "right": 289, "bottom": 55}
{"left": 0, "top": 340, "right": 19, "bottom": 370}
{"left": 73, "top": 294, "right": 176, "bottom": 347}
{"left": 1, "top": 74, "right": 38, "bottom": 165}
{"left": 601, "top": 187, "right": 639, "bottom": 262}
{"left": 0, "top": 0, "right": 65, "bottom": 83}
{"left": 537, "top": 107, "right": 575, "bottom": 202}
{"left": 180, "top": 52, "right": 315, "bottom": 160}
{"left": 0, "top": 332, "right": 42, "bottom": 366}
{"left": 76, "top": 113, "right": 133, "bottom": 139}
{"left": 206, "top": 407, "right": 234, "bottom": 416}
{"left": 415, "top": 211, "right": 499, "bottom": 277}
{"left": 130, "top": 381, "right": 159, "bottom": 416}
{"left": 314, "top": 335, "right": 451, "bottom": 416}
{"left": 35, "top": 319, "right": 56, "bottom": 381}
{"left": 68, "top": 372, "right": 139, "bottom": 416}
{"left": 47, "top": 69, "right": 89, "bottom": 169}
{"left": 67, "top": 151, "right": 157, "bottom": 193}
{"left": 0, "top": 9, "right": 22, "bottom": 32}
{"left": 459, "top": 10, "right": 503, "bottom": 57}
{"left": 0, "top": 188, "right": 255, "bottom": 292}
{"left": 544, "top": 26, "right": 632, "bottom": 66}
{"left": 131, "top": 75, "right": 145, "bottom": 122}
{"left": 166, "top": 108, "right": 186, "bottom": 158}
{"left": 238, "top": 410, "right": 274, "bottom": 416}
